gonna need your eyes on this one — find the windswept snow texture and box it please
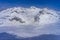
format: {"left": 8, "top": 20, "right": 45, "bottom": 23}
{"left": 0, "top": 6, "right": 60, "bottom": 38}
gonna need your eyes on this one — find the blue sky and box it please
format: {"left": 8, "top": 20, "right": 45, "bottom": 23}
{"left": 0, "top": 0, "right": 60, "bottom": 10}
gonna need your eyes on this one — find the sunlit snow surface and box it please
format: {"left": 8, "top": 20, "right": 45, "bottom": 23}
{"left": 0, "top": 6, "right": 60, "bottom": 38}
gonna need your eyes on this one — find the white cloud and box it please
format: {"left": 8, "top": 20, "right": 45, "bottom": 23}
{"left": 0, "top": 6, "right": 60, "bottom": 38}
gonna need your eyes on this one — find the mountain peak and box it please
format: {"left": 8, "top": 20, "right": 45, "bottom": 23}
{"left": 0, "top": 6, "right": 59, "bottom": 26}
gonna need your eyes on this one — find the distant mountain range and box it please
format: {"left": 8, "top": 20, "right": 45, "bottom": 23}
{"left": 0, "top": 32, "right": 60, "bottom": 40}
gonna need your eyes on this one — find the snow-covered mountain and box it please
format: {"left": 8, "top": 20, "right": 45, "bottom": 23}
{"left": 0, "top": 6, "right": 59, "bottom": 26}
{"left": 0, "top": 6, "right": 60, "bottom": 38}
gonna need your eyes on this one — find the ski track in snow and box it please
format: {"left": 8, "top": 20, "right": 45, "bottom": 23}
{"left": 0, "top": 6, "right": 60, "bottom": 38}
